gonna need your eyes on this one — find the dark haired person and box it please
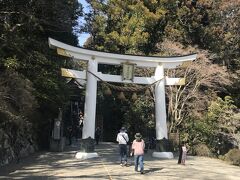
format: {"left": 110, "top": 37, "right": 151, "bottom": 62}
{"left": 116, "top": 127, "right": 129, "bottom": 166}
{"left": 178, "top": 141, "right": 187, "bottom": 165}
{"left": 95, "top": 127, "right": 101, "bottom": 145}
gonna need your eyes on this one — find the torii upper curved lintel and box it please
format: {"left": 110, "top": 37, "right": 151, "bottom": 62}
{"left": 48, "top": 38, "right": 197, "bottom": 68}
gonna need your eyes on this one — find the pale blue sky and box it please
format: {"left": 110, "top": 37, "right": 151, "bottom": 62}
{"left": 78, "top": 0, "right": 90, "bottom": 46}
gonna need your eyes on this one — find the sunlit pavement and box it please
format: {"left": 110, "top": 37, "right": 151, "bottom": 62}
{"left": 0, "top": 142, "right": 239, "bottom": 180}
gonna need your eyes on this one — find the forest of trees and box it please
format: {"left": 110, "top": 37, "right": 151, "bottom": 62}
{"left": 0, "top": 0, "right": 239, "bottom": 166}
{"left": 0, "top": 0, "right": 81, "bottom": 165}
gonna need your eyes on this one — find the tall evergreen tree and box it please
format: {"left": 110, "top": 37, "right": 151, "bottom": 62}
{"left": 0, "top": 0, "right": 82, "bottom": 162}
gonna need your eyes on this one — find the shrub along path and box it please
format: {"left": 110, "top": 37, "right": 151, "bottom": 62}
{"left": 0, "top": 142, "right": 239, "bottom": 179}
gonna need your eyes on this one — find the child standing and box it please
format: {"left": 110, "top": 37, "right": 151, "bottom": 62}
{"left": 131, "top": 133, "right": 145, "bottom": 174}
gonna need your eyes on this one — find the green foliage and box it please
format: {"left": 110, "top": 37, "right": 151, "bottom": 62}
{"left": 0, "top": 70, "right": 38, "bottom": 164}
{"left": 0, "top": 0, "right": 238, "bottom": 161}
{"left": 84, "top": 0, "right": 169, "bottom": 54}
{"left": 192, "top": 144, "right": 213, "bottom": 157}
{"left": 82, "top": 0, "right": 239, "bottom": 147}
{"left": 0, "top": 0, "right": 81, "bottom": 153}
{"left": 122, "top": 94, "right": 155, "bottom": 139}
{"left": 223, "top": 149, "right": 240, "bottom": 166}
{"left": 3, "top": 56, "right": 20, "bottom": 70}
{"left": 207, "top": 96, "right": 238, "bottom": 134}
{"left": 83, "top": 0, "right": 239, "bottom": 72}
{"left": 181, "top": 96, "right": 239, "bottom": 156}
{"left": 201, "top": 1, "right": 240, "bottom": 70}
{"left": 0, "top": 70, "right": 37, "bottom": 115}
{"left": 97, "top": 84, "right": 155, "bottom": 141}
{"left": 83, "top": 0, "right": 215, "bottom": 54}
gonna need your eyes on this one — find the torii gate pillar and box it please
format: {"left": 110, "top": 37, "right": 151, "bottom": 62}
{"left": 155, "top": 64, "right": 168, "bottom": 140}
{"left": 82, "top": 60, "right": 98, "bottom": 139}
{"left": 48, "top": 38, "right": 197, "bottom": 159}
{"left": 153, "top": 64, "right": 173, "bottom": 158}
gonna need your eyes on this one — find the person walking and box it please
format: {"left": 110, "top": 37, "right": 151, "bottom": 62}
{"left": 67, "top": 126, "right": 73, "bottom": 145}
{"left": 177, "top": 142, "right": 183, "bottom": 164}
{"left": 116, "top": 127, "right": 129, "bottom": 166}
{"left": 131, "top": 133, "right": 145, "bottom": 174}
{"left": 95, "top": 127, "right": 101, "bottom": 145}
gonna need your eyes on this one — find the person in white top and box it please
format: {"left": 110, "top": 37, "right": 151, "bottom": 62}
{"left": 116, "top": 127, "right": 129, "bottom": 166}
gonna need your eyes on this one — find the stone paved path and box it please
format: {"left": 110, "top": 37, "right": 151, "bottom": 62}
{"left": 0, "top": 142, "right": 239, "bottom": 180}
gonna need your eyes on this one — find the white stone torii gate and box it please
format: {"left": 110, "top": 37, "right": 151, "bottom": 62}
{"left": 49, "top": 38, "right": 197, "bottom": 158}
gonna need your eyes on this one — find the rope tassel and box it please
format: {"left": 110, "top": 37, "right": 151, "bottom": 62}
{"left": 118, "top": 92, "right": 126, "bottom": 100}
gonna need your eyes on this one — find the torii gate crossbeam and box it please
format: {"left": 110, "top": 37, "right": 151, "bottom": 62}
{"left": 49, "top": 38, "right": 197, "bottom": 159}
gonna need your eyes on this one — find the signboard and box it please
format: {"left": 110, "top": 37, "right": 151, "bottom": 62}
{"left": 122, "top": 62, "right": 135, "bottom": 81}
{"left": 53, "top": 119, "right": 61, "bottom": 140}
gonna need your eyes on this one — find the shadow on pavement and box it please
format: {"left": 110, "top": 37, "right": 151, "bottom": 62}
{"left": 0, "top": 142, "right": 239, "bottom": 180}
{"left": 143, "top": 167, "right": 164, "bottom": 174}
